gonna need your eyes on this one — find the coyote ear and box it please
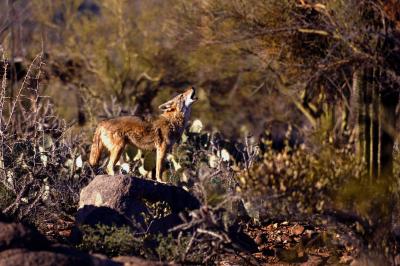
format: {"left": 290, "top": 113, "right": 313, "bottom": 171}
{"left": 158, "top": 100, "right": 174, "bottom": 111}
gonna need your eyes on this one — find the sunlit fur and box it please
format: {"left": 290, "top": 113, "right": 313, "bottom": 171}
{"left": 89, "top": 87, "right": 197, "bottom": 182}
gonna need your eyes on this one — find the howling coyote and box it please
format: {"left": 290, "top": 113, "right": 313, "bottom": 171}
{"left": 89, "top": 87, "right": 198, "bottom": 182}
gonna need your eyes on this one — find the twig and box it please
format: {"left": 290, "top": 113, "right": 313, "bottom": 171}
{"left": 182, "top": 231, "right": 197, "bottom": 262}
{"left": 197, "top": 228, "right": 229, "bottom": 242}
{"left": 5, "top": 53, "right": 42, "bottom": 129}
{"left": 19, "top": 184, "right": 45, "bottom": 219}
{"left": 3, "top": 177, "right": 33, "bottom": 214}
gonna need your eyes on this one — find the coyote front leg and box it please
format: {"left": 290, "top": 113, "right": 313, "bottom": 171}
{"left": 156, "top": 145, "right": 167, "bottom": 182}
{"left": 107, "top": 145, "right": 124, "bottom": 175}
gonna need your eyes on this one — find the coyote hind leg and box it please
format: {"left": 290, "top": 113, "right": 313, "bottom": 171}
{"left": 106, "top": 145, "right": 124, "bottom": 175}
{"left": 156, "top": 145, "right": 167, "bottom": 182}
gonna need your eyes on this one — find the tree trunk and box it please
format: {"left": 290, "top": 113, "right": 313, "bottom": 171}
{"left": 353, "top": 66, "right": 396, "bottom": 179}
{"left": 352, "top": 68, "right": 366, "bottom": 163}
{"left": 370, "top": 68, "right": 380, "bottom": 179}
{"left": 379, "top": 73, "right": 398, "bottom": 178}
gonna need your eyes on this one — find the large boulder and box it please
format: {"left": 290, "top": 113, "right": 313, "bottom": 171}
{"left": 0, "top": 219, "right": 167, "bottom": 266}
{"left": 0, "top": 248, "right": 117, "bottom": 266}
{"left": 78, "top": 175, "right": 149, "bottom": 222}
{"left": 0, "top": 221, "right": 49, "bottom": 252}
{"left": 0, "top": 247, "right": 166, "bottom": 266}
{"left": 0, "top": 219, "right": 118, "bottom": 266}
{"left": 77, "top": 175, "right": 200, "bottom": 229}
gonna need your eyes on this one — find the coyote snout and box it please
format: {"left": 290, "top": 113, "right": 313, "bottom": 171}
{"left": 89, "top": 87, "right": 198, "bottom": 182}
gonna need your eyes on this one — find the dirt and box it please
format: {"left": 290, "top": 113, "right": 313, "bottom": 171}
{"left": 243, "top": 220, "right": 357, "bottom": 265}
{"left": 40, "top": 215, "right": 359, "bottom": 265}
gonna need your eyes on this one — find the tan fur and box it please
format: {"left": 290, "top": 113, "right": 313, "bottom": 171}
{"left": 89, "top": 87, "right": 197, "bottom": 181}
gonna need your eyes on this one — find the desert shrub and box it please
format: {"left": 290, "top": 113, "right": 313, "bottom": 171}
{"left": 152, "top": 233, "right": 204, "bottom": 263}
{"left": 0, "top": 183, "right": 14, "bottom": 210}
{"left": 167, "top": 122, "right": 255, "bottom": 191}
{"left": 76, "top": 223, "right": 208, "bottom": 263}
{"left": 77, "top": 224, "right": 142, "bottom": 257}
{"left": 239, "top": 140, "right": 369, "bottom": 219}
{"left": 238, "top": 132, "right": 400, "bottom": 257}
{"left": 0, "top": 52, "right": 92, "bottom": 231}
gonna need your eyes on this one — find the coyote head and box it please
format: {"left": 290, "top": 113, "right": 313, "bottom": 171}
{"left": 158, "top": 87, "right": 198, "bottom": 114}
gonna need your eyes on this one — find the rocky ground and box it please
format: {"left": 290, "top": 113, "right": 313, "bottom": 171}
{"left": 0, "top": 175, "right": 377, "bottom": 265}
{"left": 35, "top": 215, "right": 360, "bottom": 265}
{"left": 0, "top": 215, "right": 169, "bottom": 266}
{"left": 245, "top": 221, "right": 355, "bottom": 265}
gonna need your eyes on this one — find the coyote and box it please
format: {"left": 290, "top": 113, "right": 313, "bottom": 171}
{"left": 89, "top": 87, "right": 197, "bottom": 182}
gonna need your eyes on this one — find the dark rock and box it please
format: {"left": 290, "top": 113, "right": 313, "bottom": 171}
{"left": 147, "top": 213, "right": 184, "bottom": 234}
{"left": 228, "top": 224, "right": 259, "bottom": 253}
{"left": 75, "top": 206, "right": 136, "bottom": 228}
{"left": 0, "top": 248, "right": 119, "bottom": 266}
{"left": 0, "top": 219, "right": 168, "bottom": 266}
{"left": 0, "top": 213, "right": 12, "bottom": 223}
{"left": 0, "top": 221, "right": 49, "bottom": 251}
{"left": 0, "top": 220, "right": 120, "bottom": 266}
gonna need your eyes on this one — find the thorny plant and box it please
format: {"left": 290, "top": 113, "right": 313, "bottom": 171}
{"left": 0, "top": 51, "right": 92, "bottom": 227}
{"left": 159, "top": 134, "right": 260, "bottom": 264}
{"left": 168, "top": 202, "right": 257, "bottom": 264}
{"left": 175, "top": 131, "right": 260, "bottom": 205}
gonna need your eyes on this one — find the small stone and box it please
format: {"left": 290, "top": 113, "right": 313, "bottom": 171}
{"left": 253, "top": 252, "right": 264, "bottom": 259}
{"left": 46, "top": 224, "right": 54, "bottom": 229}
{"left": 305, "top": 229, "right": 314, "bottom": 236}
{"left": 297, "top": 249, "right": 305, "bottom": 258}
{"left": 291, "top": 224, "right": 305, "bottom": 236}
{"left": 282, "top": 235, "right": 291, "bottom": 243}
{"left": 255, "top": 233, "right": 264, "bottom": 245}
{"left": 58, "top": 230, "right": 71, "bottom": 237}
{"left": 340, "top": 255, "right": 354, "bottom": 264}
{"left": 302, "top": 255, "right": 323, "bottom": 266}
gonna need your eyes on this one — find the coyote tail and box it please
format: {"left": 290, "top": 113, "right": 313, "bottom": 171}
{"left": 89, "top": 126, "right": 103, "bottom": 166}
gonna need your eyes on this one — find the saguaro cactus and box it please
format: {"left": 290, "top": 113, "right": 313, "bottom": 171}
{"left": 353, "top": 66, "right": 398, "bottom": 178}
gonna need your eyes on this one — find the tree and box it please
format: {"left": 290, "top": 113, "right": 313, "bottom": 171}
{"left": 30, "top": 0, "right": 185, "bottom": 124}
{"left": 172, "top": 0, "right": 400, "bottom": 178}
